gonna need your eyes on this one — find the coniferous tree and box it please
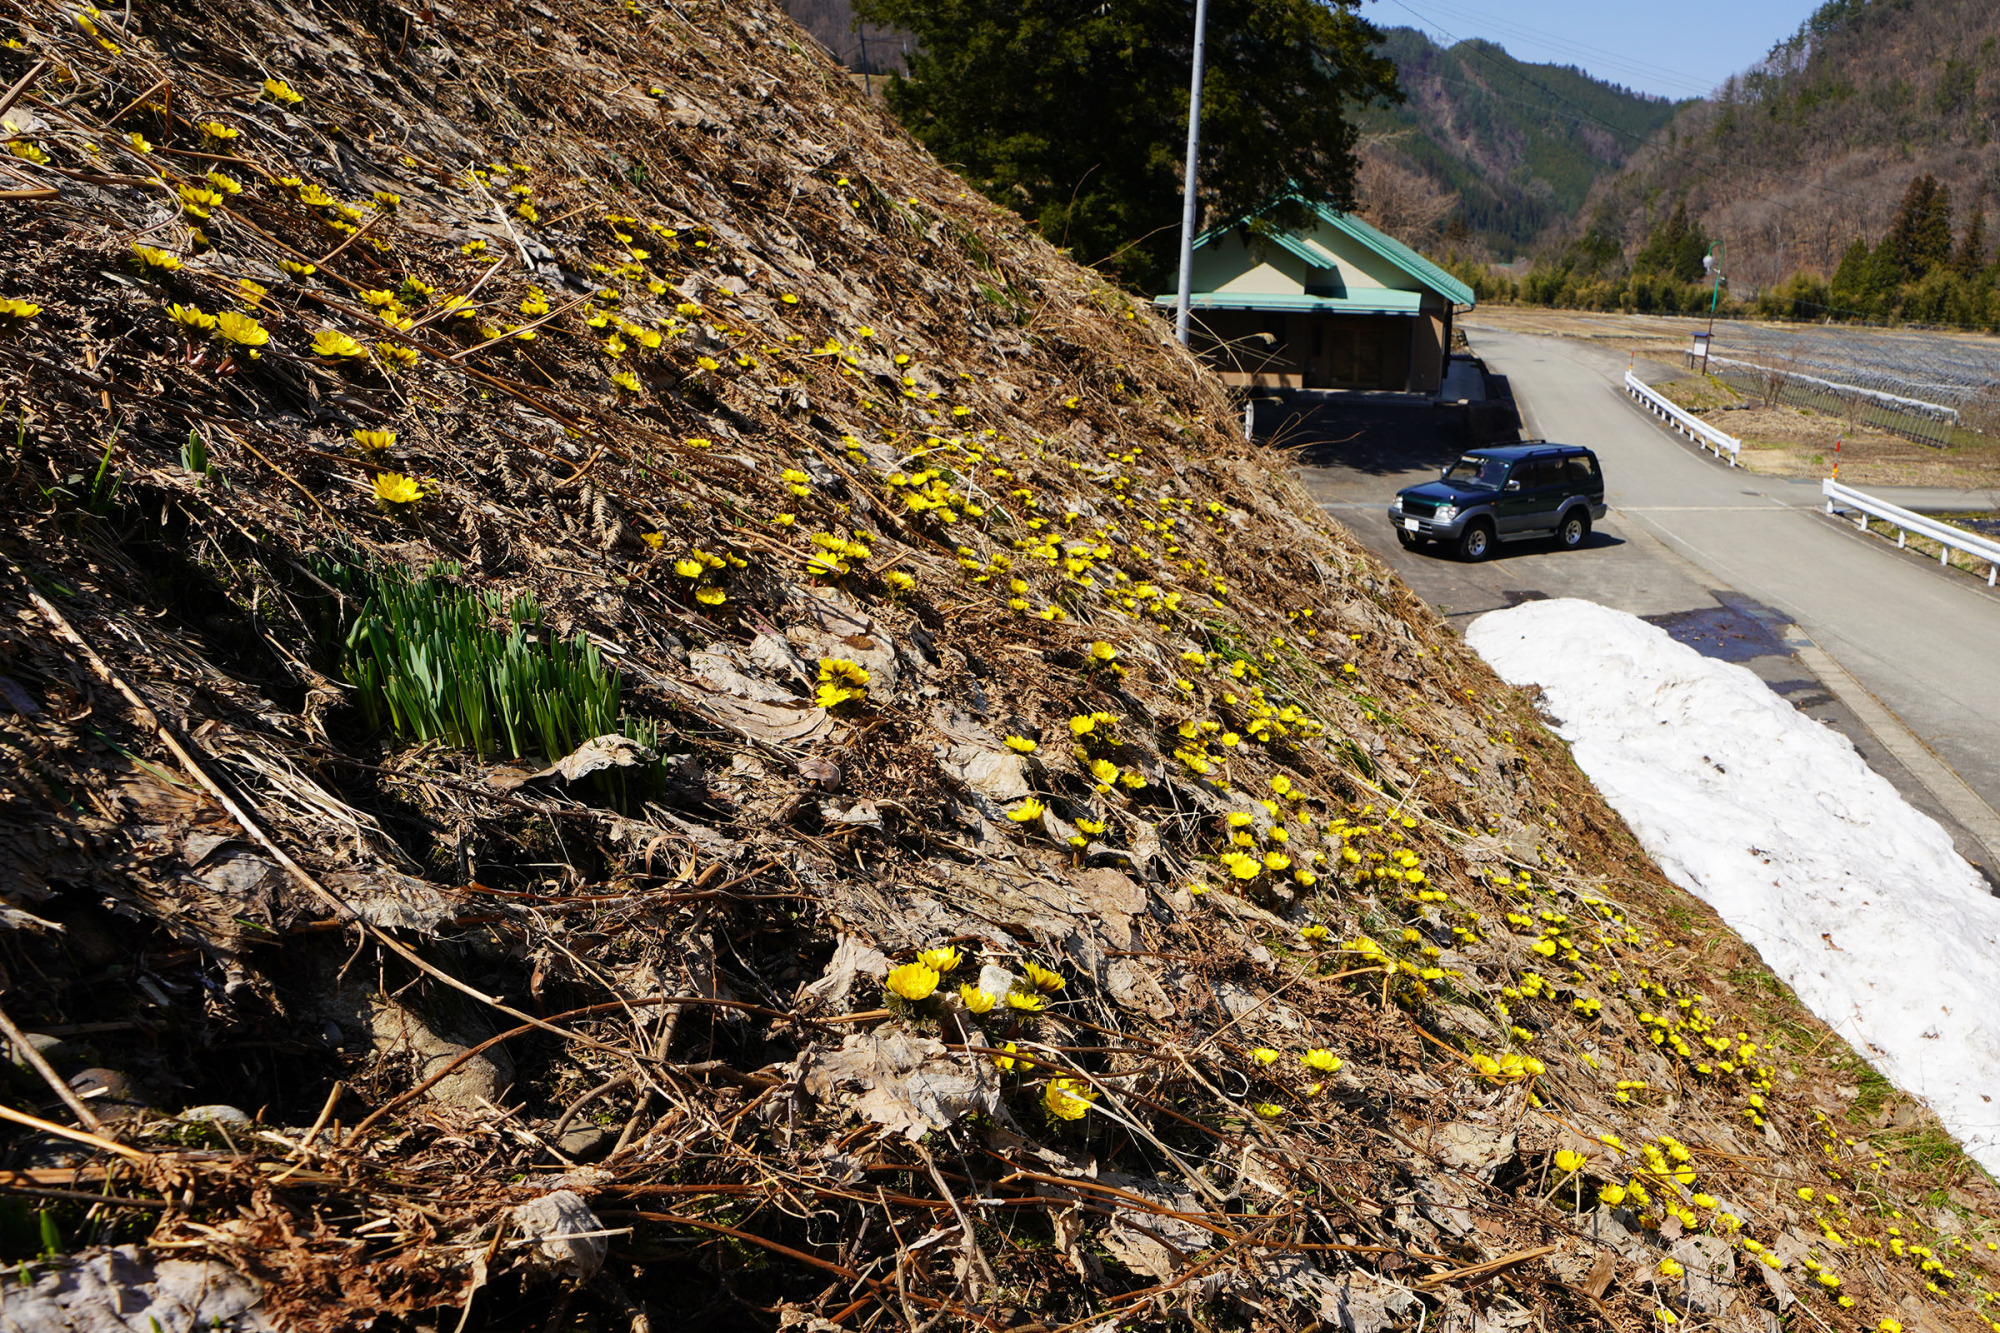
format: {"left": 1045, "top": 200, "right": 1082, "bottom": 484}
{"left": 1954, "top": 195, "right": 1988, "bottom": 277}
{"left": 1881, "top": 173, "right": 1954, "bottom": 283}
{"left": 1632, "top": 199, "right": 1712, "bottom": 283}
{"left": 852, "top": 0, "right": 1401, "bottom": 290}
{"left": 1830, "top": 235, "right": 1881, "bottom": 317}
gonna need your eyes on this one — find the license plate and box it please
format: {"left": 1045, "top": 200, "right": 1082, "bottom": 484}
{"left": 1403, "top": 518, "right": 1420, "bottom": 532}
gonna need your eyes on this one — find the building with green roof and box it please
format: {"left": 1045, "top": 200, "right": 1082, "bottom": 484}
{"left": 1156, "top": 199, "right": 1477, "bottom": 396}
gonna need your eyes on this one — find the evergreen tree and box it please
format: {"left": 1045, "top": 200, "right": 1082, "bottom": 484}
{"left": 1830, "top": 235, "right": 1881, "bottom": 316}
{"left": 1633, "top": 199, "right": 1711, "bottom": 283}
{"left": 1954, "top": 196, "right": 1988, "bottom": 277}
{"left": 852, "top": 0, "right": 1401, "bottom": 291}
{"left": 1881, "top": 173, "right": 1954, "bottom": 283}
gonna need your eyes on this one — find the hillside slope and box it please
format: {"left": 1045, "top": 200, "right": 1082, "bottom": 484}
{"left": 1, "top": 1, "right": 1998, "bottom": 1331}
{"left": 1358, "top": 28, "right": 1681, "bottom": 258}
{"left": 1583, "top": 0, "right": 2000, "bottom": 287}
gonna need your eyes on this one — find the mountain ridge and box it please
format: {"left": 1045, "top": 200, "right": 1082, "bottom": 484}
{"left": 1357, "top": 27, "right": 1683, "bottom": 258}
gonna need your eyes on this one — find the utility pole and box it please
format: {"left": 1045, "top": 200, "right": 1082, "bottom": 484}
{"left": 1173, "top": 0, "right": 1211, "bottom": 346}
{"left": 1700, "top": 242, "right": 1724, "bottom": 375}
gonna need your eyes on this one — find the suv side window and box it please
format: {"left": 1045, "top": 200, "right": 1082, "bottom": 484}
{"left": 1527, "top": 456, "right": 1564, "bottom": 487}
{"left": 1565, "top": 453, "right": 1599, "bottom": 484}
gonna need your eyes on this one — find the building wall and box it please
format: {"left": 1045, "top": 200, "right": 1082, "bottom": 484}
{"left": 1192, "top": 310, "right": 1438, "bottom": 392}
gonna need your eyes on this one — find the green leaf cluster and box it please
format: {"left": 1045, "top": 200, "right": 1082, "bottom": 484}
{"left": 852, "top": 0, "right": 1400, "bottom": 290}
{"left": 342, "top": 566, "right": 643, "bottom": 767}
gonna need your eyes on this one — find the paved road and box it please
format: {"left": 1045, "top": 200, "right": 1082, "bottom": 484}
{"left": 1296, "top": 325, "right": 2000, "bottom": 876}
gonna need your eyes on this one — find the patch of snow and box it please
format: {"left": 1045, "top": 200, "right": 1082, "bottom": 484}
{"left": 1466, "top": 598, "right": 2000, "bottom": 1174}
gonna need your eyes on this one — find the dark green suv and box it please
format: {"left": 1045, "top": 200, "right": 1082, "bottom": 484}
{"left": 1387, "top": 443, "right": 1607, "bottom": 561}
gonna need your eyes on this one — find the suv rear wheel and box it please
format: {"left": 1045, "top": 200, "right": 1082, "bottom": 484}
{"left": 1458, "top": 520, "right": 1495, "bottom": 562}
{"left": 1556, "top": 509, "right": 1589, "bottom": 550}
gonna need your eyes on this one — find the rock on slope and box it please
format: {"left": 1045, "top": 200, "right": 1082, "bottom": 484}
{"left": 0, "top": 1, "right": 1994, "bottom": 1330}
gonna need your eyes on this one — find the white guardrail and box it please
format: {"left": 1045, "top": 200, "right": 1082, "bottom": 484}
{"left": 1823, "top": 479, "right": 2000, "bottom": 586}
{"left": 1623, "top": 370, "right": 1741, "bottom": 465}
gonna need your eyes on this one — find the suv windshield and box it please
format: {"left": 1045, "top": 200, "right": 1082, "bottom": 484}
{"left": 1443, "top": 455, "right": 1510, "bottom": 490}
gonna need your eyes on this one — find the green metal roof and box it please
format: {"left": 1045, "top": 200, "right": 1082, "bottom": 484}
{"left": 1149, "top": 290, "right": 1425, "bottom": 315}
{"left": 1180, "top": 197, "right": 1477, "bottom": 309}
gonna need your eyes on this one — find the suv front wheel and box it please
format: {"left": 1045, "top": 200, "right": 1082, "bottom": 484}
{"left": 1556, "top": 509, "right": 1589, "bottom": 550}
{"left": 1458, "top": 520, "right": 1495, "bottom": 562}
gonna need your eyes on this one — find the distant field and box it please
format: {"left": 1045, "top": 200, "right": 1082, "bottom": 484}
{"left": 1466, "top": 309, "right": 2000, "bottom": 490}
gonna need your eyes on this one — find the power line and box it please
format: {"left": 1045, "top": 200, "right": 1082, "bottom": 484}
{"left": 1384, "top": 0, "right": 1888, "bottom": 218}
{"left": 1392, "top": 0, "right": 1721, "bottom": 98}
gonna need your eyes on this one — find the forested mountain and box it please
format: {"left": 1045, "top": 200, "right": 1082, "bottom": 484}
{"left": 1353, "top": 28, "right": 1683, "bottom": 259}
{"left": 1581, "top": 0, "right": 2000, "bottom": 295}
{"left": 784, "top": 5, "right": 1678, "bottom": 263}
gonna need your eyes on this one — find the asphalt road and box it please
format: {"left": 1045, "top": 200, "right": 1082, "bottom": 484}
{"left": 1296, "top": 325, "right": 2000, "bottom": 876}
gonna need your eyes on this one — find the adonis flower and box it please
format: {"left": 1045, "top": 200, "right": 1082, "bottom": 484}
{"left": 884, "top": 963, "right": 939, "bottom": 1002}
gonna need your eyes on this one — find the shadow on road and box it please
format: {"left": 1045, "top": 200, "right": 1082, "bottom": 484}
{"left": 1253, "top": 360, "right": 1523, "bottom": 477}
{"left": 1401, "top": 531, "right": 1626, "bottom": 563}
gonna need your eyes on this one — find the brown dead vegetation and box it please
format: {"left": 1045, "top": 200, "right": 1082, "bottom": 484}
{"left": 0, "top": 2, "right": 1997, "bottom": 1332}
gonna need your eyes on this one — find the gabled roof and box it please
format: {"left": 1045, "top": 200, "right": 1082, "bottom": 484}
{"left": 1304, "top": 203, "right": 1477, "bottom": 309}
{"left": 1173, "top": 196, "right": 1477, "bottom": 310}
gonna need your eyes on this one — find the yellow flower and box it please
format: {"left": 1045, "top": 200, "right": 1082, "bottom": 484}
{"left": 1088, "top": 641, "right": 1117, "bottom": 662}
{"left": 885, "top": 570, "right": 915, "bottom": 592}
{"left": 262, "top": 77, "right": 304, "bottom": 104}
{"left": 917, "top": 946, "right": 962, "bottom": 973}
{"left": 131, "top": 243, "right": 182, "bottom": 271}
{"left": 1043, "top": 1077, "right": 1095, "bottom": 1121}
{"left": 1300, "top": 924, "right": 1330, "bottom": 941}
{"left": 1302, "top": 1049, "right": 1341, "bottom": 1073}
{"left": 1023, "top": 962, "right": 1065, "bottom": 993}
{"left": 1599, "top": 1184, "right": 1627, "bottom": 1206}
{"left": 885, "top": 963, "right": 939, "bottom": 1002}
{"left": 1658, "top": 1258, "right": 1684, "bottom": 1279}
{"left": 1089, "top": 758, "right": 1118, "bottom": 785}
{"left": 372, "top": 472, "right": 424, "bottom": 505}
{"left": 126, "top": 132, "right": 153, "bottom": 154}
{"left": 695, "top": 587, "right": 726, "bottom": 606}
{"left": 959, "top": 984, "right": 996, "bottom": 1014}
{"left": 640, "top": 532, "right": 665, "bottom": 550}
{"left": 612, "top": 371, "right": 641, "bottom": 393}
{"left": 214, "top": 311, "right": 269, "bottom": 347}
{"left": 1003, "top": 735, "right": 1037, "bottom": 753}
{"left": 1250, "top": 1047, "right": 1279, "bottom": 1066}
{"left": 375, "top": 342, "right": 420, "bottom": 371}
{"left": 695, "top": 355, "right": 721, "bottom": 372}
{"left": 1253, "top": 1103, "right": 1284, "bottom": 1118}
{"left": 1005, "top": 989, "right": 1046, "bottom": 1012}
{"left": 280, "top": 259, "right": 316, "bottom": 278}
{"left": 1220, "top": 852, "right": 1260, "bottom": 880}
{"left": 0, "top": 297, "right": 39, "bottom": 319}
{"left": 164, "top": 302, "right": 213, "bottom": 330}
{"left": 312, "top": 329, "right": 366, "bottom": 358}
{"left": 1554, "top": 1149, "right": 1587, "bottom": 1173}
{"left": 201, "top": 121, "right": 240, "bottom": 140}
{"left": 1006, "top": 798, "right": 1045, "bottom": 824}
{"left": 995, "top": 1041, "right": 1031, "bottom": 1071}
{"left": 352, "top": 428, "right": 396, "bottom": 451}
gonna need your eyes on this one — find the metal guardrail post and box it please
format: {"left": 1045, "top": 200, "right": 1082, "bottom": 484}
{"left": 1622, "top": 371, "right": 1741, "bottom": 466}
{"left": 1822, "top": 478, "right": 2000, "bottom": 586}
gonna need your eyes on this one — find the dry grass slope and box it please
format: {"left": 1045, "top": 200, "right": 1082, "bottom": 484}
{"left": 0, "top": 2, "right": 1996, "bottom": 1332}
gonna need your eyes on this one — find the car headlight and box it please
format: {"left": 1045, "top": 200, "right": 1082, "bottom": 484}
{"left": 1433, "top": 504, "right": 1458, "bottom": 523}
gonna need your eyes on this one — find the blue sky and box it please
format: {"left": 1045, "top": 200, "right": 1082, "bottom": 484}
{"left": 1364, "top": 0, "right": 1817, "bottom": 101}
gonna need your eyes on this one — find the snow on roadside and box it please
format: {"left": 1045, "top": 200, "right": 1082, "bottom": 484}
{"left": 1466, "top": 598, "right": 2000, "bottom": 1175}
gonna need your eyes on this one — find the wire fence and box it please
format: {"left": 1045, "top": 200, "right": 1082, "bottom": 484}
{"left": 1703, "top": 323, "right": 2000, "bottom": 449}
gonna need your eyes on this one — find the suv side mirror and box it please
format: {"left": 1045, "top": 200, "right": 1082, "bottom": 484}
{"left": 1504, "top": 479, "right": 1522, "bottom": 492}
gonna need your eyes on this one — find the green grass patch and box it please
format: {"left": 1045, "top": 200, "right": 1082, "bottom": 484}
{"left": 337, "top": 564, "right": 660, "bottom": 801}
